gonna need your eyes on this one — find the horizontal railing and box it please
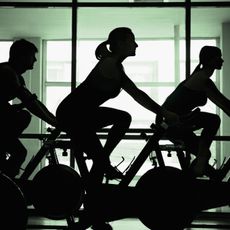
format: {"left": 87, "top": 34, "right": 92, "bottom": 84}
{"left": 20, "top": 128, "right": 230, "bottom": 141}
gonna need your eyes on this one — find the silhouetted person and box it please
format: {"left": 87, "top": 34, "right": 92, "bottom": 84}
{"left": 56, "top": 27, "right": 178, "bottom": 189}
{"left": 156, "top": 45, "right": 230, "bottom": 180}
{"left": 0, "top": 39, "right": 57, "bottom": 178}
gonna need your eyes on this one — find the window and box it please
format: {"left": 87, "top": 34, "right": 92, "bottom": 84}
{"left": 0, "top": 41, "right": 12, "bottom": 62}
{"left": 1, "top": 0, "right": 229, "bottom": 180}
{"left": 45, "top": 39, "right": 218, "bottom": 125}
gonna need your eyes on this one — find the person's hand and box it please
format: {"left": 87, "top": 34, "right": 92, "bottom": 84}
{"left": 11, "top": 103, "right": 25, "bottom": 111}
{"left": 50, "top": 118, "right": 59, "bottom": 128}
{"left": 162, "top": 109, "right": 180, "bottom": 127}
{"left": 47, "top": 114, "right": 58, "bottom": 128}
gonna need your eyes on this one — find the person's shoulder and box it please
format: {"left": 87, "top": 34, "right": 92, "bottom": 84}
{"left": 97, "top": 56, "right": 118, "bottom": 73}
{"left": 0, "top": 62, "right": 16, "bottom": 76}
{"left": 0, "top": 62, "right": 10, "bottom": 70}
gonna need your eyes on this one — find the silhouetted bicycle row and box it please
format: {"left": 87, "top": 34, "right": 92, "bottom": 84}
{"left": 1, "top": 118, "right": 230, "bottom": 230}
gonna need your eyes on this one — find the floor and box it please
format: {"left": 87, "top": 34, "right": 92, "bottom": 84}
{"left": 26, "top": 216, "right": 230, "bottom": 230}
{"left": 21, "top": 175, "right": 230, "bottom": 230}
{"left": 10, "top": 157, "right": 230, "bottom": 230}
{"left": 25, "top": 208, "right": 230, "bottom": 230}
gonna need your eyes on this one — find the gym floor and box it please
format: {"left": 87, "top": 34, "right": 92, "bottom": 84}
{"left": 25, "top": 164, "right": 230, "bottom": 230}
{"left": 26, "top": 208, "right": 230, "bottom": 230}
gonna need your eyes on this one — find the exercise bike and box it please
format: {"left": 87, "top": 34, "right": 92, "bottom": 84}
{"left": 0, "top": 127, "right": 85, "bottom": 229}
{"left": 18, "top": 127, "right": 84, "bottom": 226}
{"left": 2, "top": 113, "right": 230, "bottom": 230}
{"left": 66, "top": 111, "right": 230, "bottom": 230}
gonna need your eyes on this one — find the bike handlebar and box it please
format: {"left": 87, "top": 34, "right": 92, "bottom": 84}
{"left": 46, "top": 127, "right": 62, "bottom": 140}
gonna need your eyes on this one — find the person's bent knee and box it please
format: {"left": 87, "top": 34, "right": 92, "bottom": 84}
{"left": 120, "top": 111, "right": 132, "bottom": 126}
{"left": 19, "top": 110, "right": 32, "bottom": 128}
{"left": 212, "top": 114, "right": 221, "bottom": 129}
{"left": 12, "top": 145, "right": 27, "bottom": 166}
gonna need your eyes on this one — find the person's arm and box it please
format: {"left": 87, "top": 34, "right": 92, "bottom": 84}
{"left": 206, "top": 80, "right": 230, "bottom": 117}
{"left": 1, "top": 66, "right": 57, "bottom": 127}
{"left": 17, "top": 86, "right": 57, "bottom": 127}
{"left": 122, "top": 73, "right": 179, "bottom": 125}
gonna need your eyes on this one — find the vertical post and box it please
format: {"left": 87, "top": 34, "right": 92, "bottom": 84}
{"left": 185, "top": 0, "right": 191, "bottom": 78}
{"left": 174, "top": 25, "right": 180, "bottom": 84}
{"left": 71, "top": 0, "right": 77, "bottom": 91}
{"left": 70, "top": 0, "right": 77, "bottom": 168}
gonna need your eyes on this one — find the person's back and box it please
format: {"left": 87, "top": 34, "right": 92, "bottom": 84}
{"left": 56, "top": 56, "right": 123, "bottom": 127}
{"left": 162, "top": 79, "right": 207, "bottom": 116}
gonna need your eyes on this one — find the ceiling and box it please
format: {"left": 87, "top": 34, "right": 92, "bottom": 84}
{"left": 0, "top": 6, "right": 229, "bottom": 40}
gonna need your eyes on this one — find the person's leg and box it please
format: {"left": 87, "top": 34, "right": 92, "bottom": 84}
{"left": 70, "top": 129, "right": 107, "bottom": 187}
{"left": 94, "top": 107, "right": 132, "bottom": 160}
{"left": 0, "top": 109, "right": 31, "bottom": 177}
{"left": 170, "top": 112, "right": 220, "bottom": 177}
{"left": 93, "top": 107, "right": 131, "bottom": 179}
{"left": 64, "top": 127, "right": 110, "bottom": 228}
{"left": 167, "top": 125, "right": 199, "bottom": 169}
{"left": 56, "top": 107, "right": 129, "bottom": 227}
{"left": 191, "top": 112, "right": 220, "bottom": 177}
{"left": 10, "top": 109, "right": 32, "bottom": 137}
{"left": 3, "top": 138, "right": 27, "bottom": 178}
{"left": 62, "top": 107, "right": 131, "bottom": 182}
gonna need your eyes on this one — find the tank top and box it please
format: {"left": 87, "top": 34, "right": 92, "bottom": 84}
{"left": 56, "top": 60, "right": 123, "bottom": 117}
{"left": 163, "top": 80, "right": 207, "bottom": 115}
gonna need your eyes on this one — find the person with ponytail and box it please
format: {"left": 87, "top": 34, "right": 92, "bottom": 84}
{"left": 156, "top": 45, "right": 230, "bottom": 180}
{"left": 56, "top": 27, "right": 179, "bottom": 187}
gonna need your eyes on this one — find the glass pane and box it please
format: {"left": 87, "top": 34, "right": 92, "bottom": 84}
{"left": 191, "top": 6, "right": 229, "bottom": 120}
{"left": 77, "top": 7, "right": 185, "bottom": 39}
{"left": 0, "top": 7, "right": 71, "bottom": 40}
{"left": 102, "top": 86, "right": 174, "bottom": 128}
{"left": 77, "top": 40, "right": 175, "bottom": 83}
{"left": 77, "top": 40, "right": 100, "bottom": 82}
{"left": 0, "top": 41, "right": 12, "bottom": 62}
{"left": 124, "top": 40, "right": 174, "bottom": 82}
{"left": 179, "top": 39, "right": 217, "bottom": 82}
{"left": 191, "top": 7, "right": 230, "bottom": 38}
{"left": 45, "top": 86, "right": 71, "bottom": 116}
{"left": 107, "top": 139, "right": 155, "bottom": 186}
{"left": 46, "top": 41, "right": 72, "bottom": 82}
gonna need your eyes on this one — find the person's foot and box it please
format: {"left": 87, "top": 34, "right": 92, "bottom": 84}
{"left": 105, "top": 165, "right": 124, "bottom": 180}
{"left": 65, "top": 221, "right": 90, "bottom": 230}
{"left": 210, "top": 157, "right": 230, "bottom": 182}
{"left": 91, "top": 222, "right": 113, "bottom": 230}
{"left": 189, "top": 158, "right": 207, "bottom": 178}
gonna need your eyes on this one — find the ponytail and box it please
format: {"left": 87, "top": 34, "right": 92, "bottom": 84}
{"left": 95, "top": 41, "right": 111, "bottom": 60}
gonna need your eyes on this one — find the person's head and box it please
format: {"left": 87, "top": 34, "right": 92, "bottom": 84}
{"left": 95, "top": 27, "right": 138, "bottom": 60}
{"left": 9, "top": 39, "right": 38, "bottom": 72}
{"left": 199, "top": 46, "right": 224, "bottom": 70}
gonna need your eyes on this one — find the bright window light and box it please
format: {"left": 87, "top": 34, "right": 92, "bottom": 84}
{"left": 0, "top": 41, "right": 13, "bottom": 62}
